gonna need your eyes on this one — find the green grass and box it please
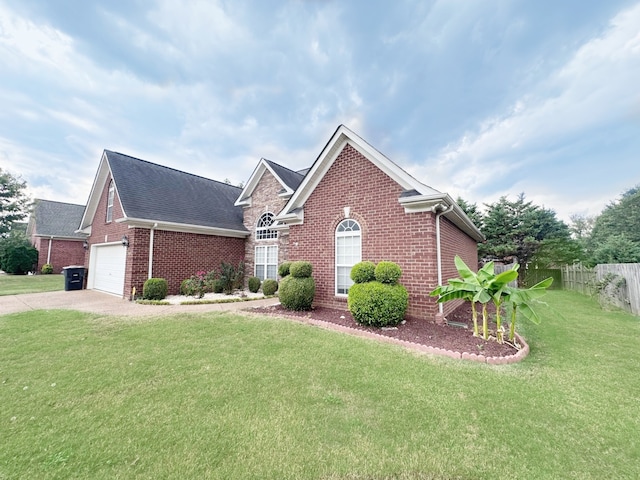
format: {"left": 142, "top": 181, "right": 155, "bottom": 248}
{"left": 0, "top": 273, "right": 64, "bottom": 296}
{"left": 1, "top": 290, "right": 638, "bottom": 479}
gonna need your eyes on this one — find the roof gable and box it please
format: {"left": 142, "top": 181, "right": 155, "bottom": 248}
{"left": 274, "top": 125, "right": 484, "bottom": 241}
{"left": 80, "top": 151, "right": 248, "bottom": 235}
{"left": 235, "top": 158, "right": 305, "bottom": 207}
{"left": 28, "top": 199, "right": 86, "bottom": 239}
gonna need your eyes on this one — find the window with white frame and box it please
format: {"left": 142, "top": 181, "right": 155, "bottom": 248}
{"left": 256, "top": 212, "right": 277, "bottom": 240}
{"left": 106, "top": 180, "right": 115, "bottom": 223}
{"left": 335, "top": 219, "right": 361, "bottom": 295}
{"left": 255, "top": 245, "right": 278, "bottom": 280}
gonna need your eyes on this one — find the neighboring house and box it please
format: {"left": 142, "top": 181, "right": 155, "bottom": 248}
{"left": 27, "top": 199, "right": 87, "bottom": 274}
{"left": 80, "top": 125, "right": 483, "bottom": 321}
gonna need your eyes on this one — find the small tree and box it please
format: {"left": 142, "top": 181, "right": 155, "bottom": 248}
{"left": 0, "top": 234, "right": 38, "bottom": 274}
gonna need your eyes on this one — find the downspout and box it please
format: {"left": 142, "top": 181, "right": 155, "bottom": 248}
{"left": 47, "top": 236, "right": 53, "bottom": 265}
{"left": 148, "top": 223, "right": 157, "bottom": 279}
{"left": 434, "top": 204, "right": 455, "bottom": 317}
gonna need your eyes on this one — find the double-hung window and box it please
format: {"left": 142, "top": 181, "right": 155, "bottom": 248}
{"left": 255, "top": 245, "right": 278, "bottom": 280}
{"left": 335, "top": 219, "right": 361, "bottom": 295}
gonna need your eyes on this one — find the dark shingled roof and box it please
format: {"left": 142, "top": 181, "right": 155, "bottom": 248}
{"left": 30, "top": 200, "right": 86, "bottom": 238}
{"left": 263, "top": 159, "right": 305, "bottom": 191}
{"left": 105, "top": 151, "right": 247, "bottom": 232}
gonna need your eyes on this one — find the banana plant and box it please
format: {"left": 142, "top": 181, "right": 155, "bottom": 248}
{"left": 504, "top": 277, "right": 553, "bottom": 342}
{"left": 484, "top": 264, "right": 519, "bottom": 342}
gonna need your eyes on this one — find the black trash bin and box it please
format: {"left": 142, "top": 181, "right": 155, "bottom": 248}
{"left": 63, "top": 266, "right": 86, "bottom": 291}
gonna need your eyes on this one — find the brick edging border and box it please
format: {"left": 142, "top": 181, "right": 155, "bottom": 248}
{"left": 245, "top": 308, "right": 529, "bottom": 364}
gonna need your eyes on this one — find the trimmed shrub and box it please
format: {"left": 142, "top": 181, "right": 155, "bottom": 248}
{"left": 278, "top": 261, "right": 292, "bottom": 278}
{"left": 374, "top": 261, "right": 403, "bottom": 284}
{"left": 350, "top": 261, "right": 376, "bottom": 284}
{"left": 212, "top": 279, "right": 224, "bottom": 294}
{"left": 279, "top": 275, "right": 315, "bottom": 311}
{"left": 289, "top": 260, "right": 312, "bottom": 278}
{"left": 218, "top": 261, "right": 244, "bottom": 294}
{"left": 143, "top": 278, "right": 168, "bottom": 300}
{"left": 0, "top": 237, "right": 37, "bottom": 275}
{"left": 348, "top": 281, "right": 409, "bottom": 327}
{"left": 262, "top": 278, "right": 278, "bottom": 296}
{"left": 41, "top": 263, "right": 54, "bottom": 274}
{"left": 248, "top": 276, "right": 261, "bottom": 293}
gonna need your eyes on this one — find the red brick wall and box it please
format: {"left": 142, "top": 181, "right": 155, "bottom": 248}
{"left": 133, "top": 229, "right": 245, "bottom": 297}
{"left": 34, "top": 237, "right": 85, "bottom": 274}
{"left": 288, "top": 143, "right": 478, "bottom": 321}
{"left": 241, "top": 169, "right": 289, "bottom": 282}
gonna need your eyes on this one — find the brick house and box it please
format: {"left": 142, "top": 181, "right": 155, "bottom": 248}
{"left": 27, "top": 199, "right": 87, "bottom": 274}
{"left": 80, "top": 125, "right": 482, "bottom": 321}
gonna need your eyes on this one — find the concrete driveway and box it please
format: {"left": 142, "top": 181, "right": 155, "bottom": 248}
{"left": 0, "top": 289, "right": 279, "bottom": 317}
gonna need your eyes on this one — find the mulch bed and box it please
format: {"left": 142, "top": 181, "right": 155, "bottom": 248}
{"left": 250, "top": 302, "right": 518, "bottom": 357}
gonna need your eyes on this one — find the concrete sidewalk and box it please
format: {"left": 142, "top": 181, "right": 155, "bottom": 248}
{"left": 0, "top": 289, "right": 279, "bottom": 317}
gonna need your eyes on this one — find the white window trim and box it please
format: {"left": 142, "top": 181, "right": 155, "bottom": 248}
{"left": 106, "top": 181, "right": 114, "bottom": 223}
{"left": 335, "top": 219, "right": 361, "bottom": 296}
{"left": 256, "top": 212, "right": 278, "bottom": 241}
{"left": 255, "top": 244, "right": 278, "bottom": 281}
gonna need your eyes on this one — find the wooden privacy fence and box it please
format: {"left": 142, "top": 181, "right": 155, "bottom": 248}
{"left": 561, "top": 264, "right": 597, "bottom": 296}
{"left": 595, "top": 263, "right": 640, "bottom": 316}
{"left": 522, "top": 268, "right": 562, "bottom": 289}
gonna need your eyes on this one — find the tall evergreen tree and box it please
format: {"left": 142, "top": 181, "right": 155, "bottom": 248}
{"left": 0, "top": 168, "right": 30, "bottom": 236}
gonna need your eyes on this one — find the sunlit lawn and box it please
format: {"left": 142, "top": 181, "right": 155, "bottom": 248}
{"left": 1, "top": 290, "right": 638, "bottom": 479}
{"left": 0, "top": 273, "right": 64, "bottom": 296}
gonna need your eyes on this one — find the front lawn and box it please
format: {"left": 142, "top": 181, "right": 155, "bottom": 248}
{"left": 0, "top": 273, "right": 64, "bottom": 296}
{"left": 1, "top": 290, "right": 638, "bottom": 479}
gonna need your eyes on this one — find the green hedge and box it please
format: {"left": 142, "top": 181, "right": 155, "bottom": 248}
{"left": 278, "top": 262, "right": 292, "bottom": 278}
{"left": 289, "top": 261, "right": 313, "bottom": 278}
{"left": 262, "top": 279, "right": 278, "bottom": 296}
{"left": 374, "top": 261, "right": 402, "bottom": 284}
{"left": 248, "top": 276, "right": 261, "bottom": 293}
{"left": 350, "top": 261, "right": 376, "bottom": 284}
{"left": 279, "top": 275, "right": 315, "bottom": 311}
{"left": 348, "top": 281, "right": 408, "bottom": 327}
{"left": 143, "top": 278, "right": 168, "bottom": 300}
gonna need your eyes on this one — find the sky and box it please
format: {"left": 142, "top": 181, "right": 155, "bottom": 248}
{"left": 1, "top": 0, "right": 639, "bottom": 224}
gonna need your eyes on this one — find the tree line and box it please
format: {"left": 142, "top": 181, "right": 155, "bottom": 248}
{"left": 458, "top": 186, "right": 640, "bottom": 269}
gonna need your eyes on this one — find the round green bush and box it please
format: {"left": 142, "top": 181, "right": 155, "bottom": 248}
{"left": 180, "top": 278, "right": 195, "bottom": 296}
{"left": 41, "top": 263, "right": 54, "bottom": 274}
{"left": 374, "top": 261, "right": 402, "bottom": 284}
{"left": 347, "top": 281, "right": 409, "bottom": 327}
{"left": 289, "top": 261, "right": 313, "bottom": 278}
{"left": 279, "top": 275, "right": 315, "bottom": 311}
{"left": 262, "top": 278, "right": 278, "bottom": 296}
{"left": 143, "top": 278, "right": 168, "bottom": 300}
{"left": 248, "top": 276, "right": 261, "bottom": 293}
{"left": 278, "top": 262, "right": 292, "bottom": 278}
{"left": 212, "top": 279, "right": 224, "bottom": 294}
{"left": 350, "top": 261, "right": 376, "bottom": 284}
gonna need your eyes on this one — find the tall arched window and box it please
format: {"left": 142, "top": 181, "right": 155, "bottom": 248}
{"left": 335, "top": 219, "right": 361, "bottom": 295}
{"left": 255, "top": 212, "right": 278, "bottom": 280}
{"left": 256, "top": 212, "right": 277, "bottom": 240}
{"left": 106, "top": 180, "right": 115, "bottom": 223}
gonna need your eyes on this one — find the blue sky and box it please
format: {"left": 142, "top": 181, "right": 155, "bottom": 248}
{"left": 1, "top": 0, "right": 638, "bottom": 223}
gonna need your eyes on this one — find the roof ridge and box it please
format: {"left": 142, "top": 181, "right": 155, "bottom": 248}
{"left": 105, "top": 150, "right": 243, "bottom": 191}
{"left": 34, "top": 199, "right": 86, "bottom": 208}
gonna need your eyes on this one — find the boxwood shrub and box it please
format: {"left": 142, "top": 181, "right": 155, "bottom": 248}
{"left": 279, "top": 275, "right": 315, "bottom": 311}
{"left": 143, "top": 278, "right": 168, "bottom": 300}
{"left": 347, "top": 281, "right": 408, "bottom": 327}
{"left": 374, "top": 261, "right": 403, "bottom": 284}
{"left": 262, "top": 278, "right": 278, "bottom": 296}
{"left": 278, "top": 261, "right": 292, "bottom": 278}
{"left": 289, "top": 260, "right": 313, "bottom": 278}
{"left": 350, "top": 261, "right": 376, "bottom": 284}
{"left": 41, "top": 263, "right": 54, "bottom": 274}
{"left": 248, "top": 276, "right": 261, "bottom": 293}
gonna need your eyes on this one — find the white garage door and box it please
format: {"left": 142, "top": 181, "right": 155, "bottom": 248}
{"left": 90, "top": 244, "right": 126, "bottom": 296}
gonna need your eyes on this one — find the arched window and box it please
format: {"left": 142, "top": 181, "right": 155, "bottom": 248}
{"left": 106, "top": 180, "right": 115, "bottom": 223}
{"left": 256, "top": 212, "right": 277, "bottom": 240}
{"left": 335, "top": 219, "right": 361, "bottom": 295}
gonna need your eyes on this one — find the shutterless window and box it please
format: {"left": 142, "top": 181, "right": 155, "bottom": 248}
{"left": 256, "top": 212, "right": 277, "bottom": 240}
{"left": 336, "top": 219, "right": 361, "bottom": 295}
{"left": 255, "top": 245, "right": 278, "bottom": 280}
{"left": 106, "top": 181, "right": 115, "bottom": 223}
